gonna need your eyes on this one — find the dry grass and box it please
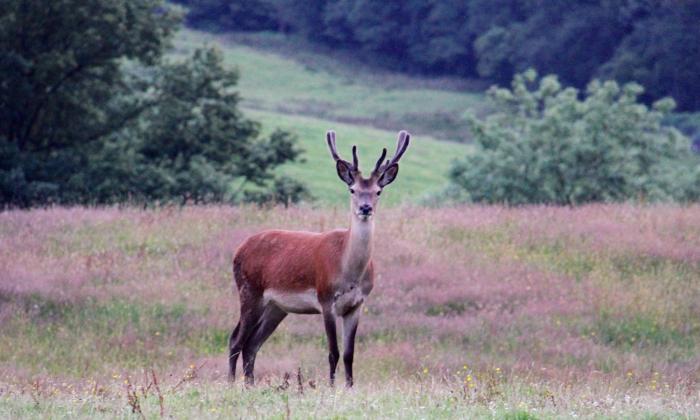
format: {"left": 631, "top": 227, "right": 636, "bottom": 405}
{"left": 1, "top": 204, "right": 699, "bottom": 418}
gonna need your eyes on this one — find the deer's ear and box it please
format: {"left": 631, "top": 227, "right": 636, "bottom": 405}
{"left": 336, "top": 160, "right": 355, "bottom": 185}
{"left": 378, "top": 163, "right": 399, "bottom": 187}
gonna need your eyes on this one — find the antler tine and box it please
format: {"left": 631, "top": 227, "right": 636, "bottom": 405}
{"left": 326, "top": 130, "right": 341, "bottom": 161}
{"left": 351, "top": 145, "right": 359, "bottom": 170}
{"left": 372, "top": 148, "right": 387, "bottom": 174}
{"left": 382, "top": 130, "right": 411, "bottom": 170}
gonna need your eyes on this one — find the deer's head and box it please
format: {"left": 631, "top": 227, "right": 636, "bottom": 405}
{"left": 326, "top": 130, "right": 410, "bottom": 222}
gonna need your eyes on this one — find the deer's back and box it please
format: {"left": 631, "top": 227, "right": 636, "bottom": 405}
{"left": 233, "top": 229, "right": 347, "bottom": 299}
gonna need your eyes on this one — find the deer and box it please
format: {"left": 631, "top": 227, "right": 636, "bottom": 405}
{"left": 228, "top": 130, "right": 410, "bottom": 387}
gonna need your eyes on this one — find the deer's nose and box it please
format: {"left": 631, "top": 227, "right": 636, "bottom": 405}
{"left": 359, "top": 204, "right": 373, "bottom": 215}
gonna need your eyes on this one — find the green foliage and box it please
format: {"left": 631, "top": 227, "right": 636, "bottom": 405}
{"left": 177, "top": 0, "right": 700, "bottom": 111}
{"left": 0, "top": 0, "right": 178, "bottom": 206}
{"left": 136, "top": 48, "right": 305, "bottom": 203}
{"left": 0, "top": 0, "right": 179, "bottom": 151}
{"left": 0, "top": 0, "right": 307, "bottom": 207}
{"left": 180, "top": 0, "right": 277, "bottom": 31}
{"left": 243, "top": 175, "right": 313, "bottom": 207}
{"left": 599, "top": 4, "right": 700, "bottom": 111}
{"left": 449, "top": 70, "right": 700, "bottom": 205}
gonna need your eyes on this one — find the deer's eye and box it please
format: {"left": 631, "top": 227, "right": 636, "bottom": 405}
{"left": 377, "top": 190, "right": 382, "bottom": 196}
{"left": 349, "top": 188, "right": 355, "bottom": 194}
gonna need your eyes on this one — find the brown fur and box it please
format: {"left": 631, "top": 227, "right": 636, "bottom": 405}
{"left": 233, "top": 229, "right": 368, "bottom": 302}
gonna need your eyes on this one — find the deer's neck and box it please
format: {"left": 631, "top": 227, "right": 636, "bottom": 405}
{"left": 342, "top": 217, "right": 374, "bottom": 281}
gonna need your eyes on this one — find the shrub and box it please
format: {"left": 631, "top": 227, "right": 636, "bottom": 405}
{"left": 449, "top": 70, "right": 700, "bottom": 205}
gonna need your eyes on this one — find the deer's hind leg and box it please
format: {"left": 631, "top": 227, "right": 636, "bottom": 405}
{"left": 228, "top": 285, "right": 264, "bottom": 383}
{"left": 241, "top": 304, "right": 287, "bottom": 386}
{"left": 228, "top": 321, "right": 241, "bottom": 379}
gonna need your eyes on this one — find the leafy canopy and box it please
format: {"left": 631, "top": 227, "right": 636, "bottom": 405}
{"left": 0, "top": 0, "right": 307, "bottom": 207}
{"left": 449, "top": 70, "right": 700, "bottom": 205}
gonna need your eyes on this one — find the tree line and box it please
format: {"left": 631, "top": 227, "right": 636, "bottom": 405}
{"left": 178, "top": 0, "right": 700, "bottom": 112}
{"left": 2, "top": 0, "right": 698, "bottom": 208}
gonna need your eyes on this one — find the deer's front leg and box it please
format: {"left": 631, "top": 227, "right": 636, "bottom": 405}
{"left": 322, "top": 308, "right": 340, "bottom": 386}
{"left": 342, "top": 306, "right": 360, "bottom": 388}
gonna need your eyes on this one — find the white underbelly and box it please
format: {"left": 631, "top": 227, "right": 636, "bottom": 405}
{"left": 263, "top": 288, "right": 322, "bottom": 314}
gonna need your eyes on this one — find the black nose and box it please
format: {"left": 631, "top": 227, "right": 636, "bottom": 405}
{"left": 359, "top": 204, "right": 372, "bottom": 215}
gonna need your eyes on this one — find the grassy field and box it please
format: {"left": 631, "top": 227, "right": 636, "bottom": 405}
{"left": 174, "top": 30, "right": 484, "bottom": 142}
{"left": 1, "top": 205, "right": 699, "bottom": 418}
{"left": 170, "top": 29, "right": 476, "bottom": 206}
{"left": 2, "top": 27, "right": 698, "bottom": 420}
{"left": 248, "top": 109, "right": 466, "bottom": 206}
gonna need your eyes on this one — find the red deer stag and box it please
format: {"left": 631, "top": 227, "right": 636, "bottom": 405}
{"left": 228, "top": 130, "right": 410, "bottom": 387}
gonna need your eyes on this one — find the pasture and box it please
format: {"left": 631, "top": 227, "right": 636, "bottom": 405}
{"left": 173, "top": 30, "right": 484, "bottom": 142}
{"left": 172, "top": 29, "right": 473, "bottom": 206}
{"left": 1, "top": 205, "right": 699, "bottom": 418}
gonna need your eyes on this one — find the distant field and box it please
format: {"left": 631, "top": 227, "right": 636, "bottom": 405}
{"left": 172, "top": 29, "right": 473, "bottom": 206}
{"left": 248, "top": 109, "right": 468, "bottom": 206}
{"left": 1, "top": 205, "right": 699, "bottom": 417}
{"left": 173, "top": 29, "right": 485, "bottom": 142}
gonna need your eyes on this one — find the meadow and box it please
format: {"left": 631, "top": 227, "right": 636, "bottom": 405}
{"left": 1, "top": 204, "right": 699, "bottom": 418}
{"left": 173, "top": 30, "right": 485, "bottom": 142}
{"left": 2, "top": 27, "right": 699, "bottom": 419}
{"left": 171, "top": 29, "right": 473, "bottom": 206}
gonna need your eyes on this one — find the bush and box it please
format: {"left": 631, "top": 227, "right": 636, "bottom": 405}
{"left": 449, "top": 70, "right": 700, "bottom": 205}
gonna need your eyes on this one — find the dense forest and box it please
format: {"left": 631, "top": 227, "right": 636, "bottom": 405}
{"left": 177, "top": 0, "right": 700, "bottom": 112}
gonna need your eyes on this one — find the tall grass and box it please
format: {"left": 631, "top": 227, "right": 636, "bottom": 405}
{"left": 1, "top": 205, "right": 699, "bottom": 417}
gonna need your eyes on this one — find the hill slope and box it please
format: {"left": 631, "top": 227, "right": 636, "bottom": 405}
{"left": 175, "top": 30, "right": 484, "bottom": 141}
{"left": 249, "top": 110, "right": 464, "bottom": 206}
{"left": 173, "top": 29, "right": 476, "bottom": 205}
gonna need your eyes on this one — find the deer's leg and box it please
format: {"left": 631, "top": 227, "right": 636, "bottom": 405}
{"left": 228, "top": 292, "right": 263, "bottom": 384}
{"left": 242, "top": 304, "right": 287, "bottom": 386}
{"left": 227, "top": 321, "right": 240, "bottom": 379}
{"left": 342, "top": 306, "right": 360, "bottom": 388}
{"left": 322, "top": 308, "right": 340, "bottom": 386}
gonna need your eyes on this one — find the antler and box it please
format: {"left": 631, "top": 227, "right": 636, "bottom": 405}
{"left": 327, "top": 130, "right": 359, "bottom": 171}
{"left": 351, "top": 145, "right": 359, "bottom": 170}
{"left": 374, "top": 130, "right": 410, "bottom": 174}
{"left": 372, "top": 148, "right": 387, "bottom": 174}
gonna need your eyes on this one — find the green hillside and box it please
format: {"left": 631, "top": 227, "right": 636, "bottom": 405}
{"left": 173, "top": 29, "right": 474, "bottom": 206}
{"left": 173, "top": 30, "right": 484, "bottom": 139}
{"left": 249, "top": 110, "right": 466, "bottom": 206}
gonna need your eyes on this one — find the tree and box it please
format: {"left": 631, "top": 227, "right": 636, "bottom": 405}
{"left": 449, "top": 70, "right": 699, "bottom": 205}
{"left": 0, "top": 0, "right": 179, "bottom": 152}
{"left": 136, "top": 48, "right": 306, "bottom": 203}
{"left": 0, "top": 0, "right": 179, "bottom": 206}
{"left": 599, "top": 3, "right": 700, "bottom": 111}
{"left": 474, "top": 3, "right": 628, "bottom": 88}
{"left": 0, "top": 0, "right": 308, "bottom": 207}
{"left": 178, "top": 0, "right": 278, "bottom": 31}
